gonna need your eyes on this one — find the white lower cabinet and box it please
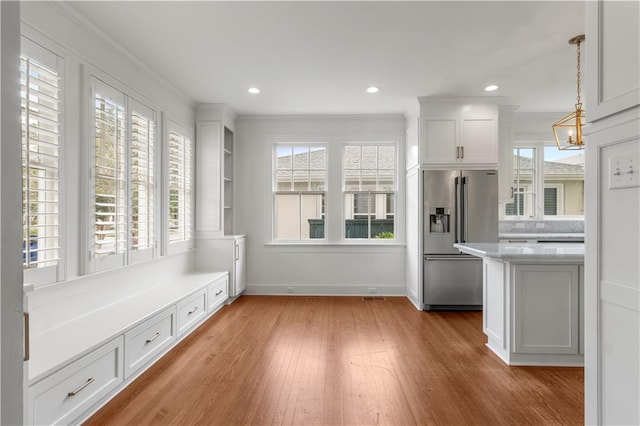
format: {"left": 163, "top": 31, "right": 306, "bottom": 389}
{"left": 208, "top": 276, "right": 228, "bottom": 313}
{"left": 124, "top": 307, "right": 176, "bottom": 378}
{"left": 482, "top": 259, "right": 584, "bottom": 365}
{"left": 513, "top": 264, "right": 580, "bottom": 355}
{"left": 177, "top": 290, "right": 208, "bottom": 336}
{"left": 483, "top": 259, "right": 506, "bottom": 351}
{"left": 26, "top": 273, "right": 229, "bottom": 425}
{"left": 28, "top": 337, "right": 124, "bottom": 425}
{"left": 195, "top": 235, "right": 246, "bottom": 298}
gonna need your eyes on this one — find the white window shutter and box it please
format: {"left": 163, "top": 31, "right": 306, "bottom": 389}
{"left": 20, "top": 55, "right": 61, "bottom": 272}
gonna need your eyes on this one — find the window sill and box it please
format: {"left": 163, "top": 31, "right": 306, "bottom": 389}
{"left": 264, "top": 242, "right": 406, "bottom": 254}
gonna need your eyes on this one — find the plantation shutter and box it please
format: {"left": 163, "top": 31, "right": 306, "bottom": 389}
{"left": 94, "top": 81, "right": 127, "bottom": 261}
{"left": 130, "top": 101, "right": 155, "bottom": 254}
{"left": 168, "top": 129, "right": 192, "bottom": 243}
{"left": 20, "top": 54, "right": 60, "bottom": 270}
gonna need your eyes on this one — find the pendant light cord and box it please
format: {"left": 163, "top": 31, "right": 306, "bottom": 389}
{"left": 576, "top": 38, "right": 582, "bottom": 108}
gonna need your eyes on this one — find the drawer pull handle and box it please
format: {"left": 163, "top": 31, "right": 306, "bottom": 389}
{"left": 145, "top": 332, "right": 161, "bottom": 344}
{"left": 68, "top": 378, "right": 95, "bottom": 397}
{"left": 188, "top": 306, "right": 199, "bottom": 315}
{"left": 215, "top": 290, "right": 223, "bottom": 296}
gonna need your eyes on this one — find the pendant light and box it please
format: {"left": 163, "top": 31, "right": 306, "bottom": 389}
{"left": 553, "top": 34, "right": 586, "bottom": 150}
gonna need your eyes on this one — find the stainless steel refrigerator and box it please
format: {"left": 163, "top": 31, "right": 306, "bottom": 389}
{"left": 423, "top": 170, "right": 498, "bottom": 311}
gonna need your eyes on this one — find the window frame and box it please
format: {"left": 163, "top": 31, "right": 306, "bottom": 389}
{"left": 342, "top": 142, "right": 397, "bottom": 242}
{"left": 504, "top": 141, "right": 584, "bottom": 220}
{"left": 20, "top": 37, "right": 65, "bottom": 286}
{"left": 88, "top": 74, "right": 161, "bottom": 273}
{"left": 272, "top": 143, "right": 328, "bottom": 243}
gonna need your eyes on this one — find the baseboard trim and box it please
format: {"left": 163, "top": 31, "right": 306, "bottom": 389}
{"left": 245, "top": 284, "right": 406, "bottom": 297}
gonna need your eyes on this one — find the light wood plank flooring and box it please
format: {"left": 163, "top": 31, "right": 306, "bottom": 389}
{"left": 86, "top": 296, "right": 583, "bottom": 425}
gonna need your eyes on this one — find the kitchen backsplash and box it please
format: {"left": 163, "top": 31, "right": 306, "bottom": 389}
{"left": 499, "top": 219, "right": 584, "bottom": 234}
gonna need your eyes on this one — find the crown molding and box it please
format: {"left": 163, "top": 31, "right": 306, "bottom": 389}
{"left": 49, "top": 1, "right": 195, "bottom": 109}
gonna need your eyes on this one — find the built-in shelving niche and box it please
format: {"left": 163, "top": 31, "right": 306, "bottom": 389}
{"left": 223, "top": 126, "right": 234, "bottom": 235}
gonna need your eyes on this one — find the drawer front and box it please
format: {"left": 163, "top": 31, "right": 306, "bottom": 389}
{"left": 124, "top": 307, "right": 176, "bottom": 378}
{"left": 177, "top": 290, "right": 207, "bottom": 336}
{"left": 208, "top": 277, "right": 228, "bottom": 313}
{"left": 30, "top": 337, "right": 123, "bottom": 425}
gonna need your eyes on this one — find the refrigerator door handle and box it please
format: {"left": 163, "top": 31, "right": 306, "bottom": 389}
{"left": 454, "top": 176, "right": 459, "bottom": 243}
{"left": 460, "top": 176, "right": 466, "bottom": 243}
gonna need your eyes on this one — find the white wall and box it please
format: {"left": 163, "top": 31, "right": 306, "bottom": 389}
{"left": 235, "top": 115, "right": 407, "bottom": 295}
{"left": 1, "top": 3, "right": 24, "bottom": 423}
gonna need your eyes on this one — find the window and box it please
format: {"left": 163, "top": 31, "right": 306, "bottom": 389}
{"left": 130, "top": 102, "right": 156, "bottom": 260}
{"left": 91, "top": 78, "right": 159, "bottom": 270}
{"left": 20, "top": 40, "right": 63, "bottom": 285}
{"left": 505, "top": 144, "right": 584, "bottom": 218}
{"left": 168, "top": 126, "right": 193, "bottom": 245}
{"left": 273, "top": 145, "right": 326, "bottom": 241}
{"left": 343, "top": 144, "right": 396, "bottom": 240}
{"left": 543, "top": 147, "right": 583, "bottom": 216}
{"left": 505, "top": 147, "right": 535, "bottom": 217}
{"left": 93, "top": 83, "right": 126, "bottom": 264}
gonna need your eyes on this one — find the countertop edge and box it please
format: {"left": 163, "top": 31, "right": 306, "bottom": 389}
{"left": 454, "top": 243, "right": 585, "bottom": 262}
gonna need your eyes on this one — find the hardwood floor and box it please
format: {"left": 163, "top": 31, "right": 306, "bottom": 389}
{"left": 85, "top": 296, "right": 583, "bottom": 425}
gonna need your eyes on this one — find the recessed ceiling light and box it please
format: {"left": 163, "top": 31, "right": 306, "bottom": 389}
{"left": 366, "top": 86, "right": 380, "bottom": 94}
{"left": 484, "top": 84, "right": 499, "bottom": 92}
{"left": 248, "top": 87, "right": 260, "bottom": 94}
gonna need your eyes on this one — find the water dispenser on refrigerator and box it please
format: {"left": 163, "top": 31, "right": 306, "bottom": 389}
{"left": 429, "top": 207, "right": 450, "bottom": 234}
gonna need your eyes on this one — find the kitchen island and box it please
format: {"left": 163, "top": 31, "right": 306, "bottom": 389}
{"left": 454, "top": 242, "right": 584, "bottom": 366}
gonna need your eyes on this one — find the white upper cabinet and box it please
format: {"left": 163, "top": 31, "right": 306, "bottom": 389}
{"left": 419, "top": 97, "right": 500, "bottom": 167}
{"left": 420, "top": 119, "right": 457, "bottom": 164}
{"left": 586, "top": 0, "right": 640, "bottom": 122}
{"left": 195, "top": 104, "right": 236, "bottom": 238}
{"left": 460, "top": 117, "right": 497, "bottom": 164}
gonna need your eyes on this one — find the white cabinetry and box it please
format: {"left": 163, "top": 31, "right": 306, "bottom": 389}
{"left": 176, "top": 289, "right": 207, "bottom": 336}
{"left": 223, "top": 127, "right": 234, "bottom": 235}
{"left": 196, "top": 235, "right": 247, "bottom": 299}
{"left": 207, "top": 276, "right": 229, "bottom": 313}
{"left": 124, "top": 307, "right": 176, "bottom": 378}
{"left": 195, "top": 104, "right": 236, "bottom": 239}
{"left": 26, "top": 271, "right": 229, "bottom": 425}
{"left": 483, "top": 259, "right": 506, "bottom": 351}
{"left": 482, "top": 257, "right": 583, "bottom": 366}
{"left": 586, "top": 1, "right": 639, "bottom": 121}
{"left": 513, "top": 264, "right": 580, "bottom": 355}
{"left": 419, "top": 97, "right": 500, "bottom": 166}
{"left": 28, "top": 337, "right": 124, "bottom": 425}
{"left": 585, "top": 2, "right": 640, "bottom": 424}
{"left": 498, "top": 106, "right": 517, "bottom": 203}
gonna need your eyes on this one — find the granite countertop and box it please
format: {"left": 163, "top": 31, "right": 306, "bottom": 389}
{"left": 499, "top": 232, "right": 584, "bottom": 241}
{"left": 454, "top": 242, "right": 585, "bottom": 261}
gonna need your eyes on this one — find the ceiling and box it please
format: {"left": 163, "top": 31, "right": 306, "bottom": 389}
{"left": 68, "top": 1, "right": 585, "bottom": 116}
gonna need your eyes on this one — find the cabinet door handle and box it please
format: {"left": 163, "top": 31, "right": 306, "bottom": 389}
{"left": 188, "top": 306, "right": 199, "bottom": 316}
{"left": 68, "top": 378, "right": 95, "bottom": 397}
{"left": 24, "top": 312, "right": 30, "bottom": 362}
{"left": 235, "top": 244, "right": 239, "bottom": 261}
{"left": 461, "top": 146, "right": 464, "bottom": 159}
{"left": 145, "top": 332, "right": 161, "bottom": 344}
{"left": 215, "top": 290, "right": 223, "bottom": 296}
{"left": 510, "top": 186, "right": 514, "bottom": 199}
{"left": 456, "top": 146, "right": 460, "bottom": 159}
